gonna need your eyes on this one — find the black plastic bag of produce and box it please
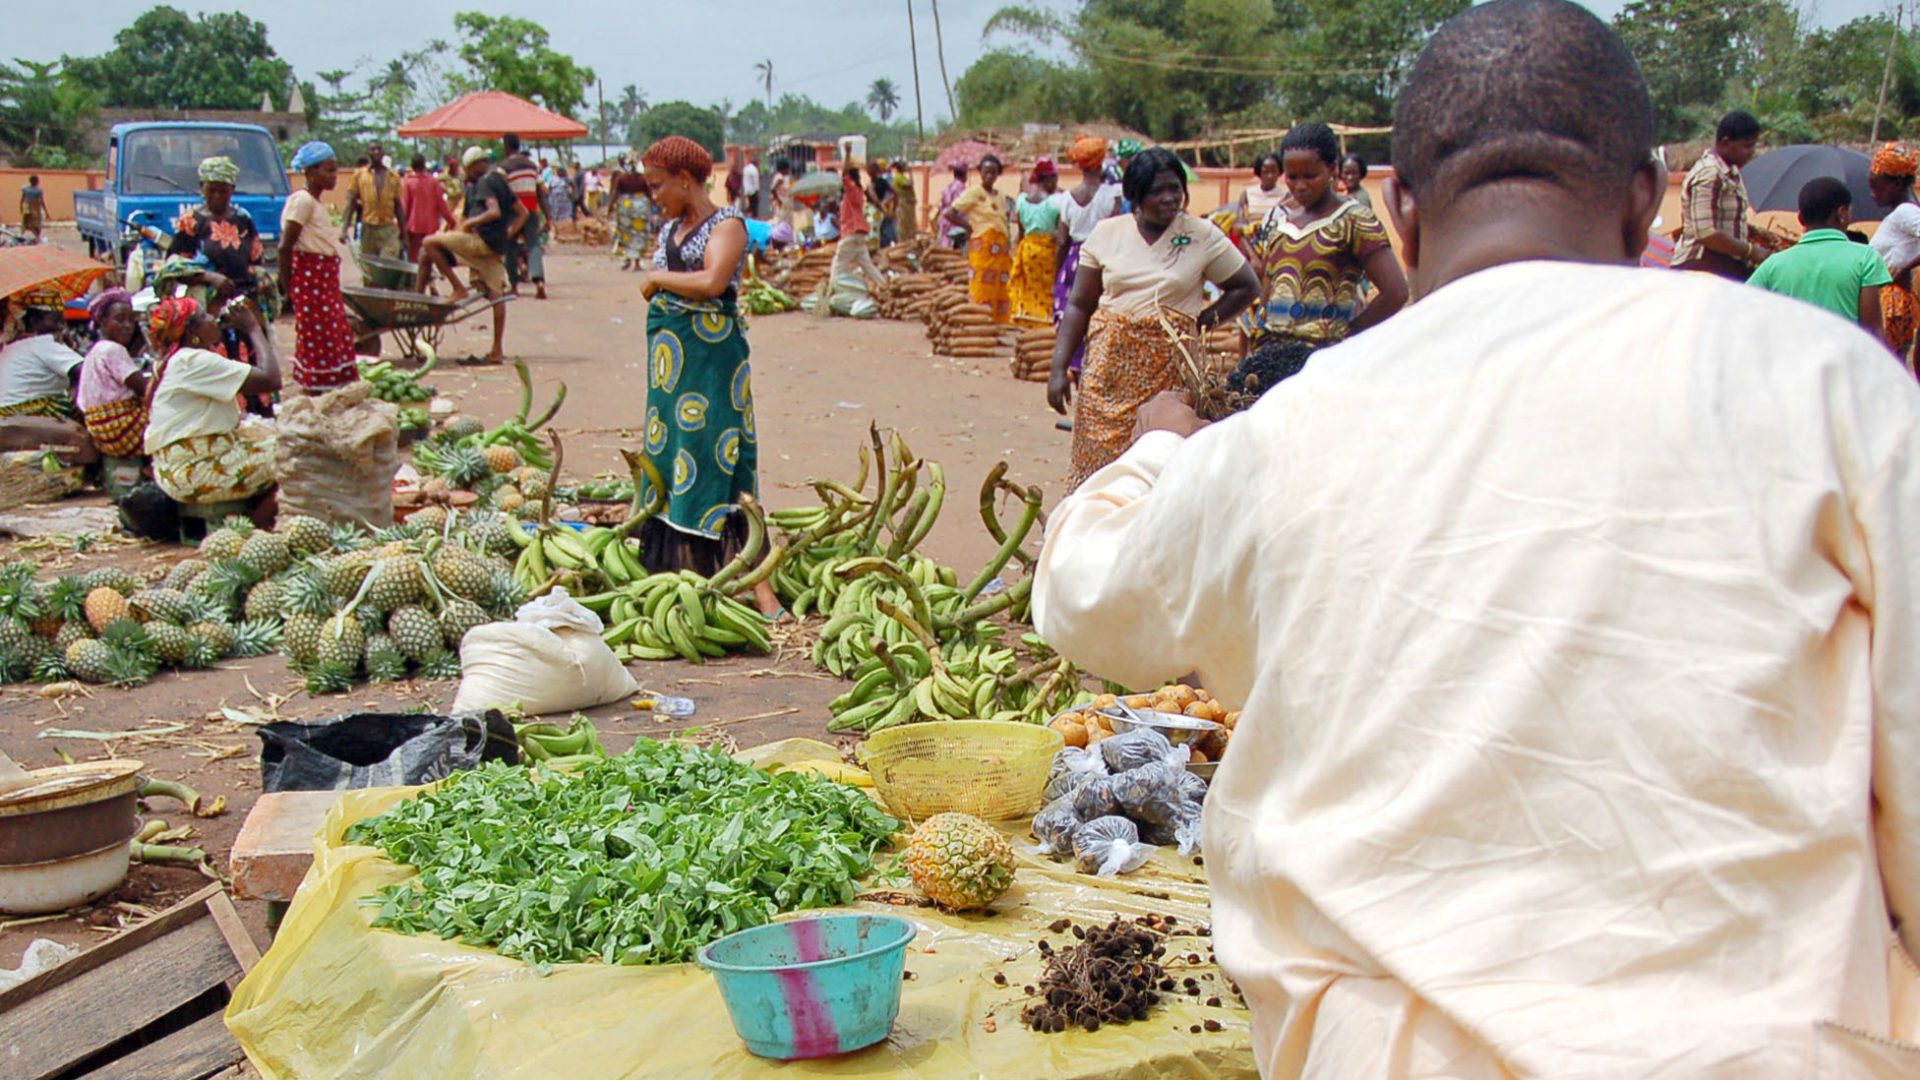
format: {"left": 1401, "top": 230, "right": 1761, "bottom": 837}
{"left": 1031, "top": 794, "right": 1084, "bottom": 856}
{"left": 1044, "top": 746, "right": 1108, "bottom": 803}
{"left": 259, "top": 710, "right": 518, "bottom": 792}
{"left": 1097, "top": 725, "right": 1189, "bottom": 774}
{"left": 1139, "top": 798, "right": 1206, "bottom": 855}
{"left": 1174, "top": 767, "right": 1209, "bottom": 804}
{"left": 1073, "top": 815, "right": 1157, "bottom": 877}
{"left": 1111, "top": 761, "right": 1191, "bottom": 827}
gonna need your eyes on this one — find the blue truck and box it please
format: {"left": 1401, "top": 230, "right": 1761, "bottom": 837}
{"left": 73, "top": 121, "right": 291, "bottom": 267}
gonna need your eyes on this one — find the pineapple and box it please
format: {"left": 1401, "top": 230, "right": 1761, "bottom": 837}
{"left": 483, "top": 445, "right": 522, "bottom": 474}
{"left": 84, "top": 587, "right": 130, "bottom": 632}
{"left": 470, "top": 513, "right": 518, "bottom": 557}
{"left": 218, "top": 515, "right": 257, "bottom": 538}
{"left": 409, "top": 506, "right": 449, "bottom": 534}
{"left": 421, "top": 476, "right": 452, "bottom": 498}
{"left": 276, "top": 570, "right": 334, "bottom": 618}
{"left": 511, "top": 465, "right": 544, "bottom": 487}
{"left": 55, "top": 619, "right": 92, "bottom": 652}
{"left": 513, "top": 501, "right": 542, "bottom": 521}
{"left": 363, "top": 633, "right": 406, "bottom": 682}
{"left": 437, "top": 599, "right": 491, "bottom": 650}
{"left": 230, "top": 618, "right": 282, "bottom": 659}
{"left": 416, "top": 649, "right": 462, "bottom": 680}
{"left": 485, "top": 568, "right": 528, "bottom": 619}
{"left": 520, "top": 476, "right": 550, "bottom": 501}
{"left": 430, "top": 548, "right": 492, "bottom": 602}
{"left": 0, "top": 616, "right": 42, "bottom": 679}
{"left": 189, "top": 560, "right": 261, "bottom": 619}
{"left": 161, "top": 558, "right": 210, "bottom": 592}
{"left": 243, "top": 580, "right": 284, "bottom": 623}
{"left": 31, "top": 577, "right": 86, "bottom": 638}
{"left": 446, "top": 415, "right": 485, "bottom": 440}
{"left": 277, "top": 515, "right": 332, "bottom": 557}
{"left": 177, "top": 635, "right": 221, "bottom": 670}
{"left": 238, "top": 532, "right": 293, "bottom": 577}
{"left": 321, "top": 553, "right": 374, "bottom": 603}
{"left": 128, "top": 588, "right": 194, "bottom": 625}
{"left": 283, "top": 612, "right": 326, "bottom": 666}
{"left": 145, "top": 622, "right": 194, "bottom": 665}
{"left": 80, "top": 566, "right": 142, "bottom": 596}
{"left": 426, "top": 442, "right": 492, "bottom": 489}
{"left": 387, "top": 605, "right": 442, "bottom": 662}
{"left": 198, "top": 527, "right": 246, "bottom": 562}
{"left": 302, "top": 661, "right": 356, "bottom": 696}
{"left": 901, "top": 813, "right": 1017, "bottom": 912}
{"left": 493, "top": 487, "right": 526, "bottom": 513}
{"left": 366, "top": 555, "right": 426, "bottom": 610}
{"left": 65, "top": 638, "right": 115, "bottom": 684}
{"left": 315, "top": 613, "right": 365, "bottom": 670}
{"left": 189, "top": 620, "right": 237, "bottom": 657}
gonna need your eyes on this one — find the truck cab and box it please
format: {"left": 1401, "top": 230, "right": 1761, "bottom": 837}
{"left": 74, "top": 121, "right": 290, "bottom": 266}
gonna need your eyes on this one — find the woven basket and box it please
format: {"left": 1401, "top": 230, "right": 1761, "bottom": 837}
{"left": 857, "top": 720, "right": 1062, "bottom": 824}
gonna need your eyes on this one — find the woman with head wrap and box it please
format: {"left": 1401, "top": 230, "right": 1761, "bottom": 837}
{"left": 892, "top": 160, "right": 918, "bottom": 245}
{"left": 1010, "top": 158, "right": 1063, "bottom": 323}
{"left": 1048, "top": 136, "right": 1127, "bottom": 372}
{"left": 143, "top": 296, "right": 282, "bottom": 521}
{"left": 1048, "top": 148, "right": 1259, "bottom": 487}
{"left": 634, "top": 136, "right": 779, "bottom": 616}
{"left": 945, "top": 155, "right": 1017, "bottom": 323}
{"left": 277, "top": 142, "right": 359, "bottom": 392}
{"left": 175, "top": 156, "right": 267, "bottom": 303}
{"left": 77, "top": 288, "right": 150, "bottom": 458}
{"left": 1869, "top": 142, "right": 1920, "bottom": 369}
{"left": 610, "top": 167, "right": 659, "bottom": 271}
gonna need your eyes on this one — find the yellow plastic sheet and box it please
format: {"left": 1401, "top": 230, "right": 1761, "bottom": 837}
{"left": 226, "top": 774, "right": 1255, "bottom": 1079}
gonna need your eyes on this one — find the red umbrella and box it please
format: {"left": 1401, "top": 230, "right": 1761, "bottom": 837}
{"left": 397, "top": 91, "right": 588, "bottom": 141}
{"left": 933, "top": 140, "right": 1004, "bottom": 173}
{"left": 0, "top": 246, "right": 109, "bottom": 305}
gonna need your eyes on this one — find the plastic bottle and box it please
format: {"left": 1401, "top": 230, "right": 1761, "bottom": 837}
{"left": 631, "top": 695, "right": 697, "bottom": 718}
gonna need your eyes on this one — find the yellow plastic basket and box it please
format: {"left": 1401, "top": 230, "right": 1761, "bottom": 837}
{"left": 857, "top": 721, "right": 1064, "bottom": 824}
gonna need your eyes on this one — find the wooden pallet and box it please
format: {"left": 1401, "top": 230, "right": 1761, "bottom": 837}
{"left": 0, "top": 883, "right": 261, "bottom": 1080}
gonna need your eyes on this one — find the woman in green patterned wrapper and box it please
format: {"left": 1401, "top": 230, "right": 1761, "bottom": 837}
{"left": 634, "top": 136, "right": 778, "bottom": 616}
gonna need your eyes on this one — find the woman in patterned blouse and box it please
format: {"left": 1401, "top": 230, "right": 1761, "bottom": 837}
{"left": 1247, "top": 122, "right": 1408, "bottom": 349}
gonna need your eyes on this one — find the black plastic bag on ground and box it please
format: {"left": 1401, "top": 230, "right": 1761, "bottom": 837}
{"left": 258, "top": 710, "right": 518, "bottom": 792}
{"left": 115, "top": 482, "right": 178, "bottom": 541}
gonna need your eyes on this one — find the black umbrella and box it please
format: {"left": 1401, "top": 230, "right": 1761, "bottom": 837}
{"left": 1740, "top": 145, "right": 1882, "bottom": 222}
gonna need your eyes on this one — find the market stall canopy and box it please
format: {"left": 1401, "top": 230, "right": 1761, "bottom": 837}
{"left": 0, "top": 246, "right": 110, "bottom": 305}
{"left": 397, "top": 92, "right": 588, "bottom": 141}
{"left": 1742, "top": 145, "right": 1881, "bottom": 223}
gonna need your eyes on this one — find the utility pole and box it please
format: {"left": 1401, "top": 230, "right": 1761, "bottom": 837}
{"left": 930, "top": 0, "right": 957, "bottom": 122}
{"left": 907, "top": 0, "right": 926, "bottom": 147}
{"left": 1873, "top": 3, "right": 1904, "bottom": 144}
{"left": 597, "top": 79, "right": 607, "bottom": 165}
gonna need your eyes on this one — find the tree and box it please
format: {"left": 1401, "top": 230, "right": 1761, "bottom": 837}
{"left": 866, "top": 78, "right": 901, "bottom": 121}
{"left": 0, "top": 59, "right": 99, "bottom": 168}
{"left": 61, "top": 7, "right": 292, "bottom": 111}
{"left": 1613, "top": 0, "right": 1802, "bottom": 142}
{"left": 955, "top": 50, "right": 1092, "bottom": 128}
{"left": 452, "top": 12, "right": 595, "bottom": 116}
{"left": 633, "top": 100, "right": 726, "bottom": 157}
{"left": 754, "top": 60, "right": 775, "bottom": 109}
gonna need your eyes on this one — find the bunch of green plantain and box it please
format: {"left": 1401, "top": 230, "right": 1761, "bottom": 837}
{"left": 359, "top": 351, "right": 437, "bottom": 404}
{"left": 513, "top": 714, "right": 605, "bottom": 770}
{"left": 510, "top": 521, "right": 649, "bottom": 594}
{"left": 741, "top": 279, "right": 799, "bottom": 316}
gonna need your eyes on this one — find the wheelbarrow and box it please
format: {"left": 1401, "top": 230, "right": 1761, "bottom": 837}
{"left": 355, "top": 250, "right": 418, "bottom": 291}
{"left": 341, "top": 285, "right": 514, "bottom": 362}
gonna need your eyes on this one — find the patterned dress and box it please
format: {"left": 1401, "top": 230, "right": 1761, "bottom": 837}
{"left": 1247, "top": 200, "right": 1390, "bottom": 346}
{"left": 640, "top": 206, "right": 760, "bottom": 575}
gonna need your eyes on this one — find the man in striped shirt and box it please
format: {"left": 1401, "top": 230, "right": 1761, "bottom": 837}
{"left": 500, "top": 132, "right": 547, "bottom": 299}
{"left": 1672, "top": 110, "right": 1775, "bottom": 280}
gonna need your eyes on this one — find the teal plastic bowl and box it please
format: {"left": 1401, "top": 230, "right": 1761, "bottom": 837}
{"left": 698, "top": 914, "right": 917, "bottom": 1060}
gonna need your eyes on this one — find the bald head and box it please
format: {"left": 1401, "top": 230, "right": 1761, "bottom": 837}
{"left": 1392, "top": 0, "right": 1654, "bottom": 217}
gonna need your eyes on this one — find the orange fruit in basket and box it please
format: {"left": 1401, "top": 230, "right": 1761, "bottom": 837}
{"left": 1086, "top": 725, "right": 1112, "bottom": 745}
{"left": 1189, "top": 747, "right": 1211, "bottom": 763}
{"left": 1222, "top": 711, "right": 1240, "bottom": 730}
{"left": 1058, "top": 719, "right": 1088, "bottom": 748}
{"left": 1194, "top": 687, "right": 1214, "bottom": 703}
{"left": 1123, "top": 695, "right": 1151, "bottom": 709}
{"left": 1164, "top": 685, "right": 1199, "bottom": 709}
{"left": 1092, "top": 693, "right": 1118, "bottom": 709}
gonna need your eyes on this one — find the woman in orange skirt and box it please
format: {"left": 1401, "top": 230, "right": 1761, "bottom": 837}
{"left": 945, "top": 155, "right": 1015, "bottom": 324}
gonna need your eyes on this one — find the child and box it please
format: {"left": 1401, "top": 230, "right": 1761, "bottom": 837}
{"left": 1747, "top": 177, "right": 1894, "bottom": 346}
{"left": 77, "top": 289, "right": 150, "bottom": 458}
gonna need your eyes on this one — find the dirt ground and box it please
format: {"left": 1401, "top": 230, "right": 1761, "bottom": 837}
{"left": 0, "top": 230, "right": 1073, "bottom": 971}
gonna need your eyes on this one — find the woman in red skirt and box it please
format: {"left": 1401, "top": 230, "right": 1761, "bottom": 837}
{"left": 277, "top": 142, "right": 359, "bottom": 392}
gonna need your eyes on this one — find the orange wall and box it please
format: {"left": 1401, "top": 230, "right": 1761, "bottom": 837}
{"left": 0, "top": 169, "right": 101, "bottom": 225}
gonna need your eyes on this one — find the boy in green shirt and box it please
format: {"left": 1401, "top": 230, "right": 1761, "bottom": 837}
{"left": 1748, "top": 177, "right": 1892, "bottom": 347}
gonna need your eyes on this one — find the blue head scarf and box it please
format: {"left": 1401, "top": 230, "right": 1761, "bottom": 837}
{"left": 290, "top": 141, "right": 336, "bottom": 172}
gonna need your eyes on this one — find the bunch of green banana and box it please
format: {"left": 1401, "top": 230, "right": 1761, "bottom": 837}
{"left": 563, "top": 478, "right": 637, "bottom": 503}
{"left": 510, "top": 523, "right": 647, "bottom": 593}
{"left": 514, "top": 714, "right": 605, "bottom": 770}
{"left": 471, "top": 360, "right": 567, "bottom": 470}
{"left": 397, "top": 407, "right": 431, "bottom": 431}
{"left": 741, "top": 279, "right": 798, "bottom": 316}
{"left": 359, "top": 355, "right": 436, "bottom": 403}
{"left": 595, "top": 570, "right": 775, "bottom": 662}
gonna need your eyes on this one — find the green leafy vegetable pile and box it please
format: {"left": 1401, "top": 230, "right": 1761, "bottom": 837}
{"left": 345, "top": 739, "right": 902, "bottom": 968}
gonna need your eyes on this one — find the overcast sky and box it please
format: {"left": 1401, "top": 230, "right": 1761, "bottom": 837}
{"left": 6, "top": 1, "right": 1898, "bottom": 122}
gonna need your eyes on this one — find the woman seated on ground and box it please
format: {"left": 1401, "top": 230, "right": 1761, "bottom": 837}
{"left": 0, "top": 302, "right": 85, "bottom": 421}
{"left": 143, "top": 297, "right": 282, "bottom": 527}
{"left": 77, "top": 289, "right": 149, "bottom": 459}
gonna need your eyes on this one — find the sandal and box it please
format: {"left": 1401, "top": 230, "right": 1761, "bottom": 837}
{"left": 455, "top": 354, "right": 505, "bottom": 367}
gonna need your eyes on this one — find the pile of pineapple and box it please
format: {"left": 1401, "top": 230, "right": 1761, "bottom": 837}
{"left": 0, "top": 550, "right": 280, "bottom": 687}
{"left": 0, "top": 508, "right": 529, "bottom": 694}
{"left": 412, "top": 417, "right": 571, "bottom": 520}
{"left": 259, "top": 509, "right": 527, "bottom": 694}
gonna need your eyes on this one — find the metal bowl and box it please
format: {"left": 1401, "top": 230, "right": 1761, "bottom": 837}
{"left": 1101, "top": 707, "right": 1223, "bottom": 746}
{"left": 1184, "top": 760, "right": 1218, "bottom": 781}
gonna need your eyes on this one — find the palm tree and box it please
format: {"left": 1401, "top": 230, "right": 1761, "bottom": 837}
{"left": 377, "top": 58, "right": 413, "bottom": 96}
{"left": 866, "top": 78, "right": 901, "bottom": 122}
{"left": 619, "top": 84, "right": 647, "bottom": 120}
{"left": 753, "top": 59, "right": 774, "bottom": 109}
